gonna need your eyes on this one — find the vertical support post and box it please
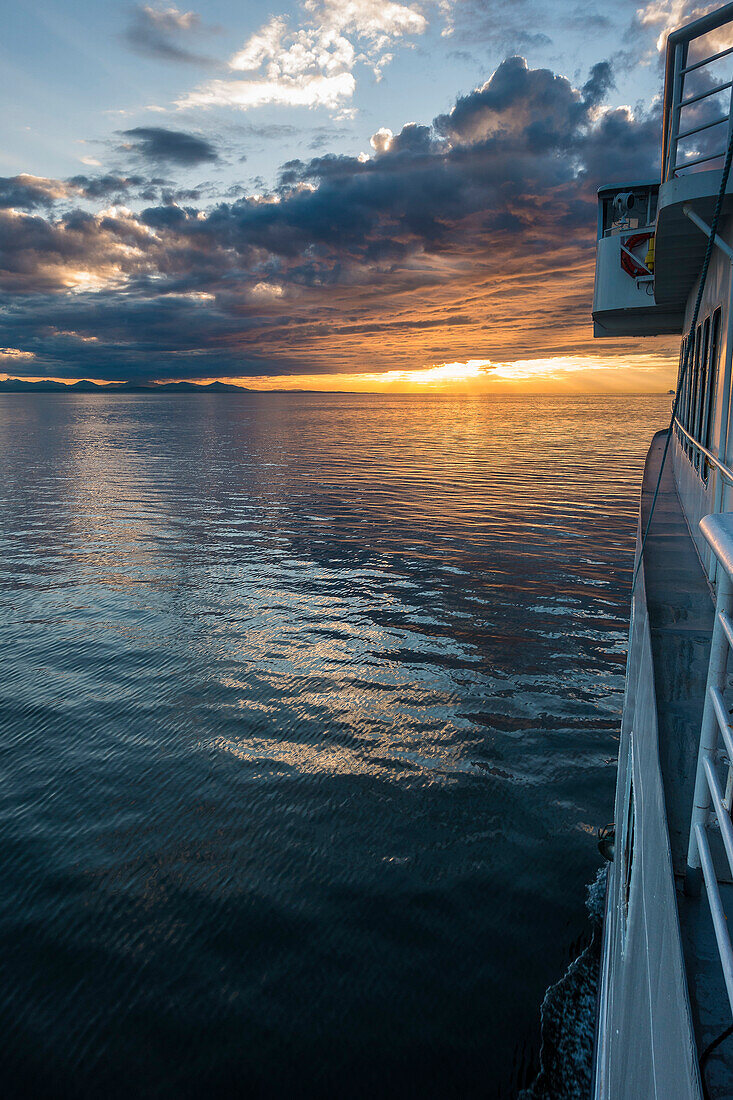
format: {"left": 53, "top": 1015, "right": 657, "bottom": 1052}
{"left": 686, "top": 567, "right": 733, "bottom": 894}
{"left": 667, "top": 43, "right": 687, "bottom": 179}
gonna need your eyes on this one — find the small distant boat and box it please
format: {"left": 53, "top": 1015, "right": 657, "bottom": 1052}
{"left": 592, "top": 4, "right": 733, "bottom": 1095}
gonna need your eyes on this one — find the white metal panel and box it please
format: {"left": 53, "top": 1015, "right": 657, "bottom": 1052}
{"left": 594, "top": 543, "right": 701, "bottom": 1099}
{"left": 593, "top": 235, "right": 654, "bottom": 313}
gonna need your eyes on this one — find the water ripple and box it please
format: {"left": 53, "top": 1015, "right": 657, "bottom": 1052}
{"left": 0, "top": 393, "right": 668, "bottom": 1098}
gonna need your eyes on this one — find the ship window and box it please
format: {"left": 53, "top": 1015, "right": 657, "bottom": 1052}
{"left": 694, "top": 318, "right": 710, "bottom": 470}
{"left": 695, "top": 310, "right": 717, "bottom": 481}
{"left": 685, "top": 332, "right": 694, "bottom": 442}
{"left": 684, "top": 327, "right": 700, "bottom": 456}
{"left": 677, "top": 337, "right": 688, "bottom": 436}
{"left": 703, "top": 308, "right": 722, "bottom": 480}
{"left": 690, "top": 324, "right": 702, "bottom": 459}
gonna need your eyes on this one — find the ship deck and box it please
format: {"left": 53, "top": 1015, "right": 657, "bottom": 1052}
{"left": 641, "top": 430, "right": 733, "bottom": 1095}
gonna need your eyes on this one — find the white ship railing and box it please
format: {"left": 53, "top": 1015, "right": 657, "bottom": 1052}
{"left": 687, "top": 513, "right": 733, "bottom": 1016}
{"left": 662, "top": 3, "right": 733, "bottom": 181}
{"left": 673, "top": 418, "right": 733, "bottom": 490}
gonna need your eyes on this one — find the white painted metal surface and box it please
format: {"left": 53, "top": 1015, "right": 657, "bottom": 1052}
{"left": 592, "top": 231, "right": 659, "bottom": 336}
{"left": 593, "top": 536, "right": 701, "bottom": 1100}
{"left": 592, "top": 182, "right": 685, "bottom": 336}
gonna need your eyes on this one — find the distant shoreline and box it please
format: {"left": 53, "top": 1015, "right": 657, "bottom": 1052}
{"left": 0, "top": 379, "right": 251, "bottom": 394}
{"left": 0, "top": 379, "right": 352, "bottom": 395}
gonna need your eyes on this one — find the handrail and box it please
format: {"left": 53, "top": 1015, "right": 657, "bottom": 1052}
{"left": 661, "top": 4, "right": 733, "bottom": 181}
{"left": 686, "top": 512, "right": 733, "bottom": 1020}
{"left": 673, "top": 417, "right": 733, "bottom": 485}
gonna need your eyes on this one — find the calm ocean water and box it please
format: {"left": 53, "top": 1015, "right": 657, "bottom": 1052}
{"left": 0, "top": 393, "right": 669, "bottom": 1098}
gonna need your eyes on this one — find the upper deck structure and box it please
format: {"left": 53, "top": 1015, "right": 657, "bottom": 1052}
{"left": 593, "top": 3, "right": 733, "bottom": 338}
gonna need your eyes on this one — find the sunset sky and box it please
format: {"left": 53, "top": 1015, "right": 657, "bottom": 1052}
{"left": 0, "top": 0, "right": 706, "bottom": 391}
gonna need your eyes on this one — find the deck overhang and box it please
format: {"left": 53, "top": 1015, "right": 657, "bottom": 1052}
{"left": 654, "top": 170, "right": 733, "bottom": 310}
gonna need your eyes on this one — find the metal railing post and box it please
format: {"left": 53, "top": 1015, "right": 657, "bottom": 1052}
{"left": 687, "top": 535, "right": 733, "bottom": 894}
{"left": 668, "top": 42, "right": 687, "bottom": 179}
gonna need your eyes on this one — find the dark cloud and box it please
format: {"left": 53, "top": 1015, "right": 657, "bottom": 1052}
{"left": 582, "top": 61, "right": 615, "bottom": 108}
{"left": 446, "top": 0, "right": 635, "bottom": 52}
{"left": 119, "top": 126, "right": 219, "bottom": 166}
{"left": 232, "top": 123, "right": 300, "bottom": 140}
{"left": 0, "top": 57, "right": 672, "bottom": 382}
{"left": 443, "top": 0, "right": 554, "bottom": 52}
{"left": 435, "top": 56, "right": 591, "bottom": 145}
{"left": 0, "top": 175, "right": 70, "bottom": 209}
{"left": 123, "top": 4, "right": 218, "bottom": 65}
{"left": 68, "top": 173, "right": 147, "bottom": 199}
{"left": 308, "top": 125, "right": 355, "bottom": 151}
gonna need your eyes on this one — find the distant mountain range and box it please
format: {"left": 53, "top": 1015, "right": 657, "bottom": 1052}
{"left": 0, "top": 379, "right": 250, "bottom": 394}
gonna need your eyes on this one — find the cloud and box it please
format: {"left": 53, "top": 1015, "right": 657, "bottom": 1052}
{"left": 0, "top": 56, "right": 674, "bottom": 383}
{"left": 177, "top": 0, "right": 427, "bottom": 113}
{"left": 0, "top": 175, "right": 73, "bottom": 209}
{"left": 307, "top": 0, "right": 427, "bottom": 43}
{"left": 434, "top": 55, "right": 593, "bottom": 144}
{"left": 635, "top": 0, "right": 717, "bottom": 51}
{"left": 119, "top": 126, "right": 219, "bottom": 165}
{"left": 233, "top": 122, "right": 300, "bottom": 140}
{"left": 124, "top": 4, "right": 218, "bottom": 65}
{"left": 0, "top": 346, "right": 35, "bottom": 361}
{"left": 437, "top": 0, "right": 554, "bottom": 51}
{"left": 443, "top": 0, "right": 635, "bottom": 54}
{"left": 181, "top": 72, "right": 357, "bottom": 112}
{"left": 68, "top": 173, "right": 147, "bottom": 199}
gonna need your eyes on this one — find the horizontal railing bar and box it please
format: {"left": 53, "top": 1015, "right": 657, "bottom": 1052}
{"left": 674, "top": 419, "right": 733, "bottom": 485}
{"left": 719, "top": 608, "right": 733, "bottom": 653}
{"left": 678, "top": 115, "right": 730, "bottom": 141}
{"left": 681, "top": 81, "right": 733, "bottom": 108}
{"left": 703, "top": 753, "right": 733, "bottom": 878}
{"left": 710, "top": 684, "right": 733, "bottom": 763}
{"left": 675, "top": 149, "right": 728, "bottom": 171}
{"left": 695, "top": 822, "right": 733, "bottom": 1016}
{"left": 682, "top": 43, "right": 733, "bottom": 75}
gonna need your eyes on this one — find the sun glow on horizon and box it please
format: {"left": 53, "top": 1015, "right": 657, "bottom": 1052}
{"left": 221, "top": 352, "right": 679, "bottom": 393}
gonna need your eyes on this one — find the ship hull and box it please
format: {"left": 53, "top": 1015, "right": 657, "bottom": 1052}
{"left": 593, "top": 433, "right": 701, "bottom": 1096}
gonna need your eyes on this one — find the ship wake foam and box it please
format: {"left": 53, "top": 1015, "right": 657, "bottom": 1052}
{"left": 519, "top": 865, "right": 607, "bottom": 1100}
